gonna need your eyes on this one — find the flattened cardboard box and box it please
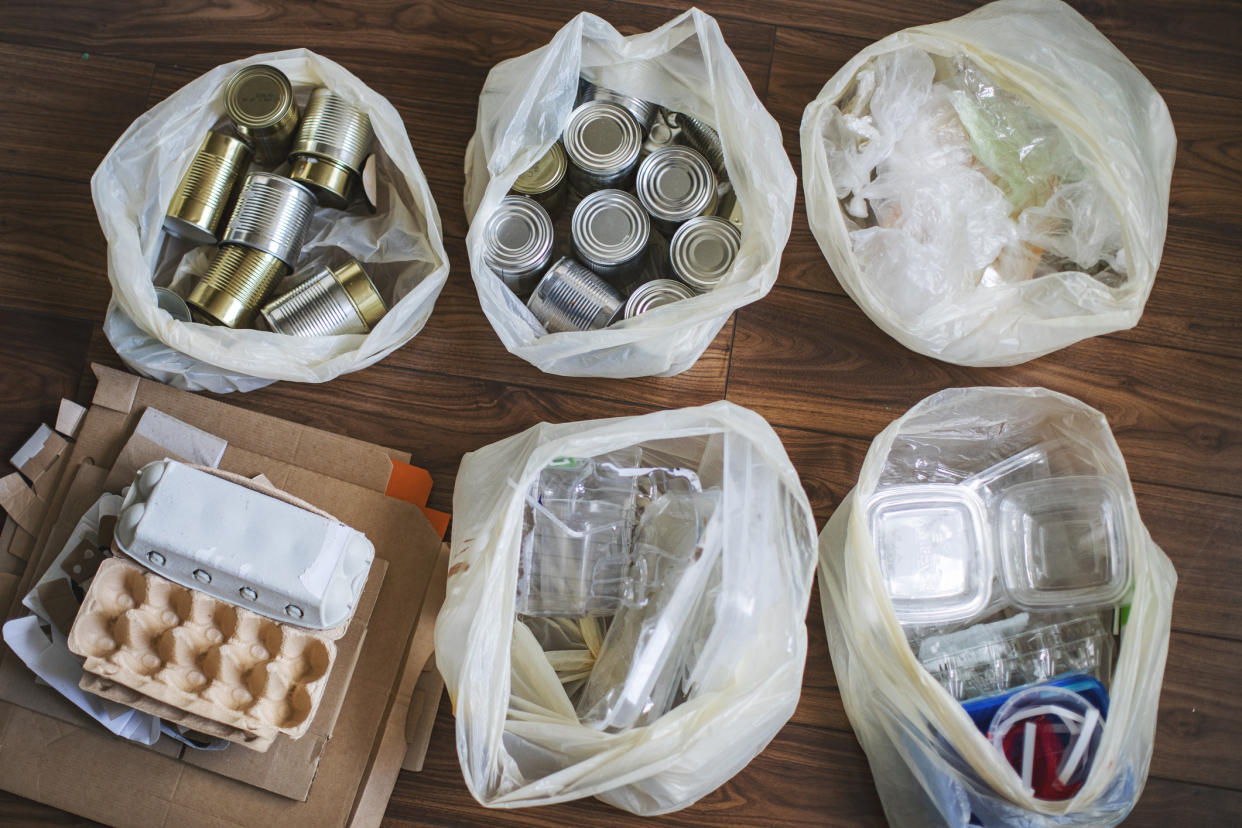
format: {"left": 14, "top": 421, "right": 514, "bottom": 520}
{"left": 0, "top": 366, "right": 446, "bottom": 827}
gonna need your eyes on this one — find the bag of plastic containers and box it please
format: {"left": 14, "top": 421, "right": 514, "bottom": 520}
{"left": 463, "top": 9, "right": 795, "bottom": 377}
{"left": 819, "top": 387, "right": 1177, "bottom": 826}
{"left": 436, "top": 401, "right": 817, "bottom": 813}
{"left": 95, "top": 49, "right": 449, "bottom": 392}
{"left": 800, "top": 0, "right": 1176, "bottom": 366}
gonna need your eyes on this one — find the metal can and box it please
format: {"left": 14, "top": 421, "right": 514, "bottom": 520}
{"left": 187, "top": 244, "right": 288, "bottom": 328}
{"left": 223, "top": 64, "right": 300, "bottom": 167}
{"left": 290, "top": 88, "right": 374, "bottom": 209}
{"left": 639, "top": 108, "right": 682, "bottom": 159}
{"left": 577, "top": 79, "right": 658, "bottom": 130}
{"left": 624, "top": 278, "right": 694, "bottom": 319}
{"left": 260, "top": 258, "right": 387, "bottom": 336}
{"left": 571, "top": 189, "right": 650, "bottom": 288}
{"left": 635, "top": 145, "right": 718, "bottom": 237}
{"left": 562, "top": 101, "right": 642, "bottom": 193}
{"left": 221, "top": 172, "right": 317, "bottom": 267}
{"left": 482, "top": 196, "right": 554, "bottom": 298}
{"left": 672, "top": 112, "right": 727, "bottom": 179}
{"left": 154, "top": 287, "right": 193, "bottom": 322}
{"left": 527, "top": 257, "right": 623, "bottom": 333}
{"left": 715, "top": 181, "right": 744, "bottom": 230}
{"left": 670, "top": 215, "right": 742, "bottom": 293}
{"left": 163, "top": 131, "right": 252, "bottom": 245}
{"left": 510, "top": 142, "right": 568, "bottom": 218}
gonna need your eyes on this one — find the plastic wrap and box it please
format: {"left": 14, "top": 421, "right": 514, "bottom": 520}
{"left": 95, "top": 49, "right": 449, "bottom": 392}
{"left": 819, "top": 387, "right": 1176, "bottom": 826}
{"left": 464, "top": 10, "right": 795, "bottom": 377}
{"left": 435, "top": 401, "right": 816, "bottom": 813}
{"left": 801, "top": 0, "right": 1176, "bottom": 366}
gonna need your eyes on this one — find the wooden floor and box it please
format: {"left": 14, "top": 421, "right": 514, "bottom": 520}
{"left": 0, "top": 1, "right": 1239, "bottom": 825}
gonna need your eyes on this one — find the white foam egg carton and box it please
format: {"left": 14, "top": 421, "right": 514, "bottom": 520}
{"left": 114, "top": 459, "right": 374, "bottom": 630}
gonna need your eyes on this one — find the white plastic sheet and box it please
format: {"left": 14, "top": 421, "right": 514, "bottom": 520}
{"left": 436, "top": 401, "right": 817, "bottom": 814}
{"left": 819, "top": 387, "right": 1177, "bottom": 826}
{"left": 800, "top": 0, "right": 1176, "bottom": 366}
{"left": 95, "top": 49, "right": 449, "bottom": 392}
{"left": 464, "top": 10, "right": 795, "bottom": 378}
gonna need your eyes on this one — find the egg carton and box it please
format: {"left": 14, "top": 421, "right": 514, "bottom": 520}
{"left": 67, "top": 558, "right": 336, "bottom": 742}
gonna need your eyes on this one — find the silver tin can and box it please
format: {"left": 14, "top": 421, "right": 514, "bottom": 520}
{"left": 577, "top": 79, "right": 658, "bottom": 129}
{"left": 163, "top": 131, "right": 253, "bottom": 246}
{"left": 510, "top": 142, "right": 569, "bottom": 218}
{"left": 290, "top": 88, "right": 374, "bottom": 209}
{"left": 571, "top": 189, "right": 650, "bottom": 288}
{"left": 527, "top": 257, "right": 623, "bottom": 333}
{"left": 154, "top": 287, "right": 193, "bottom": 322}
{"left": 482, "top": 195, "right": 554, "bottom": 298}
{"left": 222, "top": 172, "right": 318, "bottom": 268}
{"left": 635, "top": 145, "right": 718, "bottom": 237}
{"left": 639, "top": 108, "right": 682, "bottom": 159}
{"left": 562, "top": 101, "right": 642, "bottom": 194}
{"left": 672, "top": 112, "right": 727, "bottom": 179}
{"left": 261, "top": 258, "right": 387, "bottom": 336}
{"left": 715, "top": 181, "right": 743, "bottom": 230}
{"left": 624, "top": 278, "right": 694, "bottom": 319}
{"left": 670, "top": 215, "right": 742, "bottom": 293}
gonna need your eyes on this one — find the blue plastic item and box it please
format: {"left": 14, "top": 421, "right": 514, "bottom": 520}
{"left": 961, "top": 673, "right": 1109, "bottom": 733}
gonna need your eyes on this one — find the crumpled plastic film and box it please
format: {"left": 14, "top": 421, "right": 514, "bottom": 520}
{"left": 801, "top": 0, "right": 1175, "bottom": 366}
{"left": 95, "top": 48, "right": 449, "bottom": 392}
{"left": 463, "top": 9, "right": 795, "bottom": 378}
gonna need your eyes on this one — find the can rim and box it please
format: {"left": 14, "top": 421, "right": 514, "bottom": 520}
{"left": 562, "top": 102, "right": 642, "bottom": 175}
{"left": 512, "top": 143, "right": 568, "bottom": 196}
{"left": 331, "top": 258, "right": 387, "bottom": 329}
{"left": 484, "top": 196, "right": 554, "bottom": 274}
{"left": 578, "top": 81, "right": 658, "bottom": 128}
{"left": 571, "top": 189, "right": 649, "bottom": 266}
{"left": 670, "top": 215, "right": 742, "bottom": 292}
{"left": 624, "top": 278, "right": 694, "bottom": 318}
{"left": 636, "top": 146, "right": 717, "bottom": 223}
{"left": 224, "top": 65, "right": 296, "bottom": 129}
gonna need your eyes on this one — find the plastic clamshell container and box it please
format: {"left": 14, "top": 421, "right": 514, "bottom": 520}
{"left": 964, "top": 443, "right": 1054, "bottom": 503}
{"left": 865, "top": 484, "right": 991, "bottom": 625}
{"left": 997, "top": 475, "right": 1130, "bottom": 610}
{"left": 113, "top": 459, "right": 374, "bottom": 630}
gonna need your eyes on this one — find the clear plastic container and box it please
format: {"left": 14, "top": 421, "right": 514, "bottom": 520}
{"left": 865, "top": 485, "right": 991, "bottom": 625}
{"left": 516, "top": 450, "right": 642, "bottom": 617}
{"left": 918, "top": 612, "right": 1114, "bottom": 701}
{"left": 577, "top": 489, "right": 722, "bottom": 731}
{"left": 997, "top": 475, "right": 1130, "bottom": 610}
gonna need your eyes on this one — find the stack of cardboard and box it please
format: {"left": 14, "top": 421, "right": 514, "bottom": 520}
{"left": 0, "top": 364, "right": 449, "bottom": 827}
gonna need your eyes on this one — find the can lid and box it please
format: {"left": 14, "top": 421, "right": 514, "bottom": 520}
{"left": 331, "top": 259, "right": 387, "bottom": 329}
{"left": 562, "top": 102, "right": 641, "bottom": 175}
{"left": 512, "top": 143, "right": 567, "bottom": 196}
{"left": 572, "top": 189, "right": 649, "bottom": 266}
{"left": 624, "top": 279, "right": 694, "bottom": 318}
{"left": 484, "top": 196, "right": 554, "bottom": 274}
{"left": 670, "top": 215, "right": 741, "bottom": 292}
{"left": 636, "top": 146, "right": 716, "bottom": 223}
{"left": 577, "top": 80, "right": 658, "bottom": 128}
{"left": 225, "top": 65, "right": 295, "bottom": 129}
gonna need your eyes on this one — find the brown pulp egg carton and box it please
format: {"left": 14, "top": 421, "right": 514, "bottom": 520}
{"left": 67, "top": 557, "right": 337, "bottom": 747}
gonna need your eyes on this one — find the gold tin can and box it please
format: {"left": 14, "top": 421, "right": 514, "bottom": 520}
{"left": 510, "top": 142, "right": 568, "bottom": 218}
{"left": 289, "top": 88, "right": 374, "bottom": 209}
{"left": 188, "top": 245, "right": 288, "bottom": 329}
{"left": 224, "top": 65, "right": 300, "bottom": 167}
{"left": 163, "top": 131, "right": 252, "bottom": 246}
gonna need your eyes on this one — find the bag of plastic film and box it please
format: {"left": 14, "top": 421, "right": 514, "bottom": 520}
{"left": 436, "top": 401, "right": 817, "bottom": 813}
{"left": 95, "top": 49, "right": 449, "bottom": 392}
{"left": 800, "top": 0, "right": 1176, "bottom": 366}
{"left": 818, "top": 387, "right": 1177, "bottom": 826}
{"left": 463, "top": 9, "right": 795, "bottom": 378}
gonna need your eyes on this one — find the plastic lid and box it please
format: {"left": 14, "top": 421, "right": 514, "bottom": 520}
{"left": 865, "top": 484, "right": 991, "bottom": 625}
{"left": 997, "top": 475, "right": 1130, "bottom": 610}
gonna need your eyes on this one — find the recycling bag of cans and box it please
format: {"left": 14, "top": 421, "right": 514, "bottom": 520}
{"left": 94, "top": 49, "right": 449, "bottom": 392}
{"left": 464, "top": 9, "right": 795, "bottom": 377}
{"left": 800, "top": 0, "right": 1176, "bottom": 366}
{"left": 818, "top": 388, "right": 1176, "bottom": 827}
{"left": 435, "top": 402, "right": 817, "bottom": 813}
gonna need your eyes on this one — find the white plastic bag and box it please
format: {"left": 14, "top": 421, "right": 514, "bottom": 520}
{"left": 464, "top": 10, "right": 795, "bottom": 378}
{"left": 800, "top": 0, "right": 1176, "bottom": 366}
{"left": 819, "top": 387, "right": 1177, "bottom": 826}
{"left": 95, "top": 49, "right": 449, "bottom": 392}
{"left": 435, "top": 401, "right": 817, "bottom": 814}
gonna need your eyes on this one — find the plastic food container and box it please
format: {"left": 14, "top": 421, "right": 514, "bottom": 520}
{"left": 865, "top": 484, "right": 991, "bottom": 625}
{"left": 997, "top": 475, "right": 1130, "bottom": 610}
